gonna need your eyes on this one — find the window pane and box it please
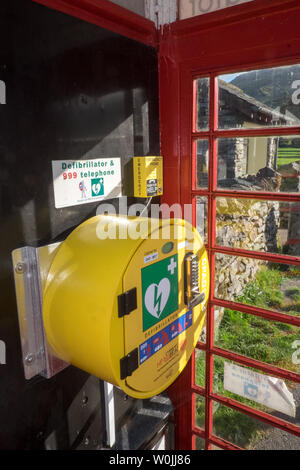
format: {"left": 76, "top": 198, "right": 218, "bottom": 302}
{"left": 216, "top": 197, "right": 300, "bottom": 258}
{"left": 196, "top": 196, "right": 208, "bottom": 244}
{"left": 195, "top": 78, "right": 209, "bottom": 131}
{"left": 217, "top": 136, "right": 300, "bottom": 194}
{"left": 214, "top": 312, "right": 300, "bottom": 375}
{"left": 195, "top": 349, "right": 206, "bottom": 388}
{"left": 195, "top": 139, "right": 209, "bottom": 188}
{"left": 194, "top": 436, "right": 205, "bottom": 450}
{"left": 218, "top": 65, "right": 300, "bottom": 129}
{"left": 213, "top": 401, "right": 300, "bottom": 449}
{"left": 213, "top": 357, "right": 299, "bottom": 431}
{"left": 195, "top": 394, "right": 205, "bottom": 429}
{"left": 214, "top": 254, "right": 300, "bottom": 318}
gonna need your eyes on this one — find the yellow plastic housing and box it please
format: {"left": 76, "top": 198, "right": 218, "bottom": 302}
{"left": 43, "top": 215, "right": 209, "bottom": 399}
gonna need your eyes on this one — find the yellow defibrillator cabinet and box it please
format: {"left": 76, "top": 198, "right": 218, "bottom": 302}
{"left": 31, "top": 215, "right": 209, "bottom": 399}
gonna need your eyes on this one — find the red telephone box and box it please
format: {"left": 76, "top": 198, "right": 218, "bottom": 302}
{"left": 10, "top": 0, "right": 300, "bottom": 450}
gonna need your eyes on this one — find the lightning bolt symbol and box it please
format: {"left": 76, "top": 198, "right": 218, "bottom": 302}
{"left": 154, "top": 285, "right": 163, "bottom": 316}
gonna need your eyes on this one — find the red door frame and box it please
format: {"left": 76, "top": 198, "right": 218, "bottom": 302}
{"left": 161, "top": 0, "right": 300, "bottom": 450}
{"left": 33, "top": 0, "right": 158, "bottom": 47}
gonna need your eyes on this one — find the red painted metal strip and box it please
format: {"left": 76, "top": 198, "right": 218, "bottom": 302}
{"left": 212, "top": 346, "right": 300, "bottom": 383}
{"left": 212, "top": 393, "right": 300, "bottom": 438}
{"left": 196, "top": 342, "right": 208, "bottom": 352}
{"left": 212, "top": 245, "right": 300, "bottom": 266}
{"left": 172, "top": 0, "right": 300, "bottom": 38}
{"left": 160, "top": 38, "right": 181, "bottom": 207}
{"left": 179, "top": 66, "right": 194, "bottom": 208}
{"left": 168, "top": 360, "right": 194, "bottom": 450}
{"left": 191, "top": 139, "right": 197, "bottom": 192}
{"left": 33, "top": 0, "right": 158, "bottom": 47}
{"left": 191, "top": 353, "right": 196, "bottom": 439}
{"left": 193, "top": 126, "right": 300, "bottom": 138}
{"left": 188, "top": 55, "right": 300, "bottom": 82}
{"left": 192, "top": 427, "right": 205, "bottom": 439}
{"left": 172, "top": 2, "right": 300, "bottom": 67}
{"left": 208, "top": 435, "right": 243, "bottom": 451}
{"left": 286, "top": 238, "right": 300, "bottom": 245}
{"left": 192, "top": 189, "right": 300, "bottom": 203}
{"left": 193, "top": 427, "right": 244, "bottom": 450}
{"left": 213, "top": 298, "right": 300, "bottom": 327}
{"left": 192, "top": 384, "right": 205, "bottom": 396}
{"left": 192, "top": 79, "right": 197, "bottom": 134}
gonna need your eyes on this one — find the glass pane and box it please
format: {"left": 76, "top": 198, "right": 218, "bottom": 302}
{"left": 196, "top": 139, "right": 209, "bottom": 188}
{"left": 214, "top": 254, "right": 300, "bottom": 318}
{"left": 195, "top": 394, "right": 205, "bottom": 430}
{"left": 216, "top": 197, "right": 300, "bottom": 258}
{"left": 195, "top": 78, "right": 209, "bottom": 131}
{"left": 213, "top": 401, "right": 300, "bottom": 449}
{"left": 195, "top": 349, "right": 206, "bottom": 388}
{"left": 196, "top": 196, "right": 208, "bottom": 244}
{"left": 214, "top": 356, "right": 300, "bottom": 421}
{"left": 215, "top": 308, "right": 300, "bottom": 375}
{"left": 198, "top": 316, "right": 206, "bottom": 345}
{"left": 218, "top": 65, "right": 300, "bottom": 129}
{"left": 195, "top": 436, "right": 205, "bottom": 450}
{"left": 217, "top": 136, "right": 300, "bottom": 194}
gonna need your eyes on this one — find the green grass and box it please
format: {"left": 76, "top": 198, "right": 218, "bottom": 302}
{"left": 278, "top": 157, "right": 300, "bottom": 166}
{"left": 195, "top": 266, "right": 300, "bottom": 448}
{"left": 277, "top": 146, "right": 300, "bottom": 167}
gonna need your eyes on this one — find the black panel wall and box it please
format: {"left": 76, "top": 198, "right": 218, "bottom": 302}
{"left": 0, "top": 0, "right": 159, "bottom": 449}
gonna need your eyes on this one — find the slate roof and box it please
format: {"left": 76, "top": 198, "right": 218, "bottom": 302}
{"left": 219, "top": 80, "right": 298, "bottom": 126}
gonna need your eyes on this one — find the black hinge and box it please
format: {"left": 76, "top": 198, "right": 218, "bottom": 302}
{"left": 120, "top": 348, "right": 139, "bottom": 380}
{"left": 118, "top": 287, "right": 137, "bottom": 318}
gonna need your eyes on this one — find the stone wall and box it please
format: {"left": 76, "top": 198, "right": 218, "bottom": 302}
{"left": 216, "top": 198, "right": 280, "bottom": 254}
{"left": 203, "top": 197, "right": 280, "bottom": 336}
{"left": 278, "top": 160, "right": 300, "bottom": 257}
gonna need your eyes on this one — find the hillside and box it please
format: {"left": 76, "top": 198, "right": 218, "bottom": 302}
{"left": 231, "top": 65, "right": 300, "bottom": 119}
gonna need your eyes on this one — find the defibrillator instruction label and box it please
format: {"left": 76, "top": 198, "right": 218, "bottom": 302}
{"left": 52, "top": 158, "right": 122, "bottom": 208}
{"left": 139, "top": 310, "right": 193, "bottom": 365}
{"left": 142, "top": 255, "right": 179, "bottom": 332}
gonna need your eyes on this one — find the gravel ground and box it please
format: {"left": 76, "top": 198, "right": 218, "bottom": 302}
{"left": 251, "top": 385, "right": 300, "bottom": 450}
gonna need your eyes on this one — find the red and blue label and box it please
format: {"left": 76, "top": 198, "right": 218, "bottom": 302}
{"left": 139, "top": 310, "right": 193, "bottom": 365}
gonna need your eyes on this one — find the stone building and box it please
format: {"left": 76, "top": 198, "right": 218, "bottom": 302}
{"left": 196, "top": 82, "right": 300, "bottom": 336}
{"left": 197, "top": 80, "right": 296, "bottom": 187}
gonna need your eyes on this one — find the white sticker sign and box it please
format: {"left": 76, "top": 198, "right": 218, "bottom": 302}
{"left": 52, "top": 158, "right": 122, "bottom": 209}
{"left": 224, "top": 362, "right": 296, "bottom": 418}
{"left": 144, "top": 252, "right": 158, "bottom": 264}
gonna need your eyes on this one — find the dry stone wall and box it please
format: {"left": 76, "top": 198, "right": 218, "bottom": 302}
{"left": 204, "top": 197, "right": 280, "bottom": 337}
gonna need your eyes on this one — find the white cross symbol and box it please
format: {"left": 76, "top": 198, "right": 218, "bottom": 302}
{"left": 168, "top": 258, "right": 177, "bottom": 275}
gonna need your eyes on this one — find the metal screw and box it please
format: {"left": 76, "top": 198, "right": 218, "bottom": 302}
{"left": 15, "top": 262, "right": 26, "bottom": 274}
{"left": 82, "top": 395, "right": 88, "bottom": 406}
{"left": 25, "top": 353, "right": 35, "bottom": 365}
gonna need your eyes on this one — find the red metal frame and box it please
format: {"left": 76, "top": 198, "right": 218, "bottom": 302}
{"left": 30, "top": 0, "right": 300, "bottom": 451}
{"left": 32, "top": 0, "right": 158, "bottom": 47}
{"left": 162, "top": 0, "right": 300, "bottom": 451}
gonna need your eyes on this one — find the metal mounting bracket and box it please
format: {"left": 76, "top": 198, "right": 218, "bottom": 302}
{"left": 12, "top": 243, "right": 69, "bottom": 380}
